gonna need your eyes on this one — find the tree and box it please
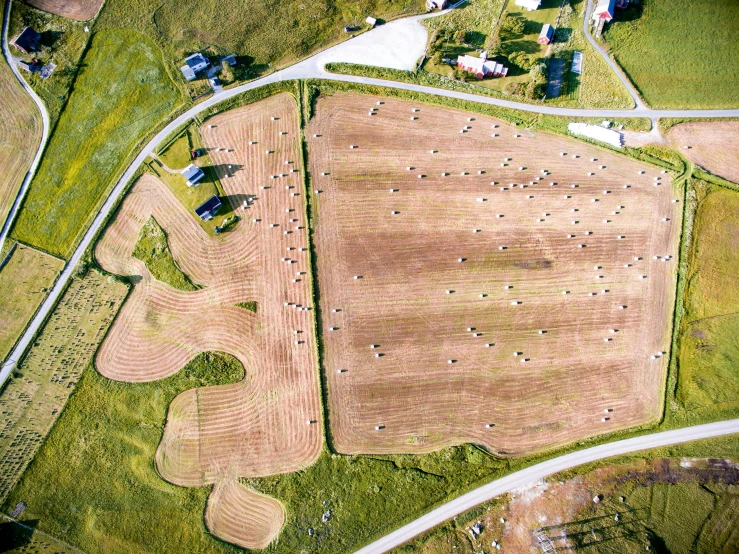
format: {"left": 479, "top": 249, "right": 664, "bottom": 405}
{"left": 484, "top": 28, "right": 501, "bottom": 56}
{"left": 526, "top": 62, "right": 548, "bottom": 99}
{"left": 454, "top": 29, "right": 467, "bottom": 44}
{"left": 221, "top": 60, "right": 235, "bottom": 84}
{"left": 431, "top": 51, "right": 443, "bottom": 66}
{"left": 508, "top": 50, "right": 538, "bottom": 71}
{"left": 500, "top": 14, "right": 526, "bottom": 39}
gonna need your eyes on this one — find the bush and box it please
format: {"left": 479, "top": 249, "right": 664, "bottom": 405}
{"left": 508, "top": 50, "right": 538, "bottom": 71}
{"left": 431, "top": 51, "right": 443, "bottom": 66}
{"left": 220, "top": 61, "right": 235, "bottom": 84}
{"left": 526, "top": 62, "right": 548, "bottom": 99}
{"left": 500, "top": 14, "right": 526, "bottom": 39}
{"left": 454, "top": 29, "right": 467, "bottom": 44}
{"left": 484, "top": 28, "right": 501, "bottom": 56}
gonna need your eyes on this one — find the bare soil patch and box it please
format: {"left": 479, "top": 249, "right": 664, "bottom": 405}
{"left": 309, "top": 93, "right": 681, "bottom": 457}
{"left": 94, "top": 93, "right": 321, "bottom": 548}
{"left": 667, "top": 121, "right": 739, "bottom": 184}
{"left": 24, "top": 0, "right": 102, "bottom": 21}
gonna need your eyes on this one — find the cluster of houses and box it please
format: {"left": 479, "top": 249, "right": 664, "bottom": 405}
{"left": 10, "top": 26, "right": 55, "bottom": 78}
{"left": 179, "top": 52, "right": 236, "bottom": 82}
{"left": 456, "top": 52, "right": 508, "bottom": 79}
{"left": 181, "top": 164, "right": 222, "bottom": 222}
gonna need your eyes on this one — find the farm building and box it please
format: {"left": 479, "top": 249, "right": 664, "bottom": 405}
{"left": 616, "top": 0, "right": 630, "bottom": 8}
{"left": 456, "top": 54, "right": 508, "bottom": 78}
{"left": 194, "top": 195, "right": 222, "bottom": 221}
{"left": 366, "top": 16, "right": 377, "bottom": 27}
{"left": 18, "top": 60, "right": 41, "bottom": 73}
{"left": 180, "top": 52, "right": 210, "bottom": 81}
{"left": 220, "top": 54, "right": 237, "bottom": 67}
{"left": 426, "top": 0, "right": 449, "bottom": 9}
{"left": 592, "top": 0, "right": 616, "bottom": 21}
{"left": 568, "top": 122, "right": 624, "bottom": 148}
{"left": 11, "top": 27, "right": 40, "bottom": 54}
{"left": 515, "top": 0, "right": 541, "bottom": 11}
{"left": 181, "top": 164, "right": 205, "bottom": 187}
{"left": 538, "top": 24, "right": 554, "bottom": 45}
{"left": 571, "top": 51, "right": 583, "bottom": 74}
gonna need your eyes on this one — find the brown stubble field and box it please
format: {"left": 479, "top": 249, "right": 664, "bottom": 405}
{"left": 667, "top": 121, "right": 739, "bottom": 184}
{"left": 94, "top": 94, "right": 322, "bottom": 549}
{"left": 24, "top": 0, "right": 102, "bottom": 20}
{"left": 309, "top": 93, "right": 681, "bottom": 457}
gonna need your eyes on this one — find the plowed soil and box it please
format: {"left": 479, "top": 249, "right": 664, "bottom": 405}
{"left": 309, "top": 93, "right": 681, "bottom": 456}
{"left": 667, "top": 121, "right": 739, "bottom": 184}
{"left": 24, "top": 0, "right": 102, "bottom": 21}
{"left": 95, "top": 93, "right": 321, "bottom": 547}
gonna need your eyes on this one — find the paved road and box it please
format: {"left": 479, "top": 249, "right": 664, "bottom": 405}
{"left": 355, "top": 418, "right": 739, "bottom": 553}
{"left": 582, "top": 0, "right": 644, "bottom": 109}
{"left": 0, "top": 0, "right": 50, "bottom": 252}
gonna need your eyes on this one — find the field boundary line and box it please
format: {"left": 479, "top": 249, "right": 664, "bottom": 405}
{"left": 0, "top": 0, "right": 50, "bottom": 254}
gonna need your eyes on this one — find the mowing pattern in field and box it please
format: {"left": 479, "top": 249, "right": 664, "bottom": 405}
{"left": 0, "top": 269, "right": 126, "bottom": 503}
{"left": 310, "top": 93, "right": 681, "bottom": 456}
{"left": 94, "top": 94, "right": 321, "bottom": 548}
{"left": 667, "top": 122, "right": 739, "bottom": 185}
{"left": 24, "top": 0, "right": 102, "bottom": 20}
{"left": 0, "top": 45, "right": 42, "bottom": 231}
{"left": 0, "top": 243, "right": 64, "bottom": 362}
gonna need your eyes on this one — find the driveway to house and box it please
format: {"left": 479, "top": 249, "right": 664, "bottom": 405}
{"left": 0, "top": 0, "right": 50, "bottom": 252}
{"left": 355, "top": 418, "right": 739, "bottom": 553}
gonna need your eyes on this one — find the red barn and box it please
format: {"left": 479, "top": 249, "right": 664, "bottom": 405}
{"left": 538, "top": 24, "right": 554, "bottom": 45}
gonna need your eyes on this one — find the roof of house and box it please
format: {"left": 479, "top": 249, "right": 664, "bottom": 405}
{"left": 180, "top": 65, "right": 197, "bottom": 80}
{"left": 181, "top": 164, "right": 205, "bottom": 183}
{"left": 594, "top": 0, "right": 616, "bottom": 17}
{"left": 457, "top": 54, "right": 504, "bottom": 76}
{"left": 515, "top": 0, "right": 541, "bottom": 10}
{"left": 540, "top": 24, "right": 554, "bottom": 38}
{"left": 185, "top": 53, "right": 209, "bottom": 69}
{"left": 12, "top": 26, "right": 40, "bottom": 52}
{"left": 195, "top": 195, "right": 222, "bottom": 218}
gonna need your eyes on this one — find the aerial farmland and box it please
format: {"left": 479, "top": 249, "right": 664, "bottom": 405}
{"left": 310, "top": 93, "right": 681, "bottom": 456}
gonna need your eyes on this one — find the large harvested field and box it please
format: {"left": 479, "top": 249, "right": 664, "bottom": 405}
{"left": 94, "top": 94, "right": 321, "bottom": 548}
{"left": 310, "top": 93, "right": 681, "bottom": 456}
{"left": 24, "top": 0, "right": 102, "bottom": 20}
{"left": 0, "top": 36, "right": 42, "bottom": 230}
{"left": 667, "top": 122, "right": 739, "bottom": 184}
{"left": 0, "top": 243, "right": 64, "bottom": 362}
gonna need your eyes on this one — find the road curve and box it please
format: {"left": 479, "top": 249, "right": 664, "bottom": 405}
{"left": 355, "top": 418, "right": 739, "bottom": 553}
{"left": 0, "top": 0, "right": 50, "bottom": 252}
{"left": 582, "top": 0, "right": 644, "bottom": 109}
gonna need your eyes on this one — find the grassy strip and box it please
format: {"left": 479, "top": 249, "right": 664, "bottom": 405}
{"left": 11, "top": 29, "right": 183, "bottom": 259}
{"left": 602, "top": 0, "right": 739, "bottom": 109}
{"left": 132, "top": 217, "right": 199, "bottom": 291}
{"left": 235, "top": 301, "right": 257, "bottom": 312}
{"left": 2, "top": 352, "right": 245, "bottom": 554}
{"left": 323, "top": 64, "right": 648, "bottom": 131}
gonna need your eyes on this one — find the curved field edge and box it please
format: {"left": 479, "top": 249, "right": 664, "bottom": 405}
{"left": 10, "top": 28, "right": 184, "bottom": 259}
{"left": 23, "top": 0, "right": 103, "bottom": 21}
{"left": 1, "top": 84, "right": 733, "bottom": 554}
{"left": 0, "top": 16, "right": 42, "bottom": 232}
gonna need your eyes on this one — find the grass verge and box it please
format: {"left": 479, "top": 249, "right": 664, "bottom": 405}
{"left": 10, "top": 29, "right": 182, "bottom": 258}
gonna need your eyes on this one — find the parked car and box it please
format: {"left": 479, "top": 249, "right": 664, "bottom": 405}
{"left": 209, "top": 77, "right": 220, "bottom": 88}
{"left": 190, "top": 149, "right": 203, "bottom": 159}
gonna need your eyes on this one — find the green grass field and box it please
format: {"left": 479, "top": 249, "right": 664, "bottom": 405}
{"left": 603, "top": 0, "right": 739, "bottom": 108}
{"left": 0, "top": 243, "right": 63, "bottom": 361}
{"left": 132, "top": 217, "right": 199, "bottom": 291}
{"left": 2, "top": 352, "right": 245, "bottom": 554}
{"left": 11, "top": 29, "right": 182, "bottom": 259}
{"left": 674, "top": 183, "right": 739, "bottom": 421}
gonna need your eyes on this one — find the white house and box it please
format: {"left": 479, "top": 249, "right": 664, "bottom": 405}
{"left": 456, "top": 54, "right": 507, "bottom": 78}
{"left": 180, "top": 53, "right": 210, "bottom": 81}
{"left": 515, "top": 0, "right": 541, "bottom": 11}
{"left": 182, "top": 164, "right": 206, "bottom": 187}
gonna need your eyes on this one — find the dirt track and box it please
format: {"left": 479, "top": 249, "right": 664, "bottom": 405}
{"left": 310, "top": 93, "right": 681, "bottom": 457}
{"left": 667, "top": 121, "right": 739, "bottom": 184}
{"left": 95, "top": 94, "right": 321, "bottom": 548}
